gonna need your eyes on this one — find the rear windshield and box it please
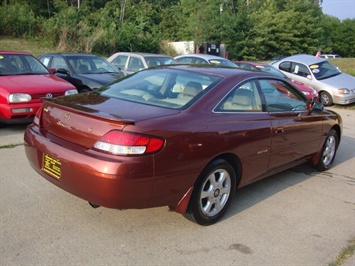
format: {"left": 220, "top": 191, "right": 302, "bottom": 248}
{"left": 95, "top": 69, "right": 222, "bottom": 109}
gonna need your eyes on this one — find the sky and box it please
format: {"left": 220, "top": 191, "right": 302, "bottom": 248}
{"left": 321, "top": 0, "right": 355, "bottom": 20}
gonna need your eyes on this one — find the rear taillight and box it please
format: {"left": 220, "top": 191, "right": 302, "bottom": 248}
{"left": 93, "top": 130, "right": 164, "bottom": 155}
{"left": 33, "top": 108, "right": 42, "bottom": 126}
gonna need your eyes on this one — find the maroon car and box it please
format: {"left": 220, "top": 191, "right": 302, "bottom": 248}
{"left": 234, "top": 61, "right": 318, "bottom": 101}
{"left": 24, "top": 65, "right": 342, "bottom": 225}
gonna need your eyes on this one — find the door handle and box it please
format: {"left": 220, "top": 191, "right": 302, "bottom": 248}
{"left": 275, "top": 128, "right": 284, "bottom": 134}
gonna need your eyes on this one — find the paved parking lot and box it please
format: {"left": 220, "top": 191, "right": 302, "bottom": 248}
{"left": 1, "top": 107, "right": 354, "bottom": 265}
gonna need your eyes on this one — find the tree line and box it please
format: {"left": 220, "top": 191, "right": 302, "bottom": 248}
{"left": 1, "top": 0, "right": 354, "bottom": 59}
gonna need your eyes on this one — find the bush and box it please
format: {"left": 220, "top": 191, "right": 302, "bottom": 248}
{"left": 0, "top": 3, "right": 36, "bottom": 37}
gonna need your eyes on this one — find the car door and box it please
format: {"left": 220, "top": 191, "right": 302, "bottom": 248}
{"left": 110, "top": 55, "right": 128, "bottom": 73}
{"left": 214, "top": 80, "right": 272, "bottom": 186}
{"left": 258, "top": 78, "right": 323, "bottom": 171}
{"left": 126, "top": 56, "right": 145, "bottom": 74}
{"left": 49, "top": 55, "right": 84, "bottom": 89}
{"left": 278, "top": 61, "right": 315, "bottom": 89}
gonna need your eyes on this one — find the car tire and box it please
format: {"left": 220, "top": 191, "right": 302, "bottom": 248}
{"left": 320, "top": 91, "right": 333, "bottom": 106}
{"left": 314, "top": 129, "right": 338, "bottom": 171}
{"left": 183, "top": 159, "right": 236, "bottom": 225}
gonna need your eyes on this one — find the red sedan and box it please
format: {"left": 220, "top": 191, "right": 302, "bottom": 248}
{"left": 234, "top": 61, "right": 319, "bottom": 101}
{"left": 0, "top": 51, "right": 77, "bottom": 125}
{"left": 24, "top": 65, "right": 342, "bottom": 225}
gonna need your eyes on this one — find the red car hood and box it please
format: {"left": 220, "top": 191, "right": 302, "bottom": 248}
{"left": 1, "top": 74, "right": 75, "bottom": 93}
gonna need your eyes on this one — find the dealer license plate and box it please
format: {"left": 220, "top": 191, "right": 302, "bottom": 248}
{"left": 43, "top": 153, "right": 61, "bottom": 180}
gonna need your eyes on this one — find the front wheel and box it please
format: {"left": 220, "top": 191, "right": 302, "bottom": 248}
{"left": 183, "top": 159, "right": 236, "bottom": 225}
{"left": 314, "top": 129, "right": 338, "bottom": 171}
{"left": 319, "top": 91, "right": 333, "bottom": 106}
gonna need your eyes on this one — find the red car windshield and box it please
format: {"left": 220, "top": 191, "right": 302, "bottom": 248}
{"left": 0, "top": 54, "right": 50, "bottom": 76}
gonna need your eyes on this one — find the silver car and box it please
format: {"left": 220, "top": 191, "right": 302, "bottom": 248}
{"left": 174, "top": 54, "right": 238, "bottom": 67}
{"left": 107, "top": 52, "right": 176, "bottom": 75}
{"left": 271, "top": 54, "right": 355, "bottom": 106}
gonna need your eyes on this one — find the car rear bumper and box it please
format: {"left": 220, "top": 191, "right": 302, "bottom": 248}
{"left": 24, "top": 125, "right": 159, "bottom": 209}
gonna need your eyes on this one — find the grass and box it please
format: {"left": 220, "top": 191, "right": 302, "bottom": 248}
{"left": 329, "top": 238, "right": 355, "bottom": 266}
{"left": 329, "top": 58, "right": 355, "bottom": 76}
{"left": 0, "top": 143, "right": 24, "bottom": 149}
{"left": 0, "top": 36, "right": 55, "bottom": 57}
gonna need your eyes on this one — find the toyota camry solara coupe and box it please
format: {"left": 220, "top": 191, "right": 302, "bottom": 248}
{"left": 24, "top": 65, "right": 342, "bottom": 225}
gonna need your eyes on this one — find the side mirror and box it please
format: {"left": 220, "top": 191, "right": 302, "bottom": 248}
{"left": 56, "top": 68, "right": 69, "bottom": 75}
{"left": 306, "top": 75, "right": 312, "bottom": 80}
{"left": 49, "top": 68, "right": 56, "bottom": 74}
{"left": 312, "top": 101, "right": 324, "bottom": 111}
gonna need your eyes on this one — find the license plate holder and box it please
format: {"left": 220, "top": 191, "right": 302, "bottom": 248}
{"left": 43, "top": 153, "right": 61, "bottom": 180}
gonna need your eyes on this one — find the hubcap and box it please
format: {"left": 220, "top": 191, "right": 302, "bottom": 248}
{"left": 323, "top": 135, "right": 336, "bottom": 166}
{"left": 321, "top": 94, "right": 330, "bottom": 105}
{"left": 199, "top": 169, "right": 231, "bottom": 217}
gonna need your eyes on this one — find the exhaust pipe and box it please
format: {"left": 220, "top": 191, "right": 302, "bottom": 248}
{"left": 88, "top": 202, "right": 100, "bottom": 208}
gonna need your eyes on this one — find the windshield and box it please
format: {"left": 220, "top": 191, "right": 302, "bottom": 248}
{"left": 145, "top": 56, "right": 177, "bottom": 67}
{"left": 208, "top": 59, "right": 237, "bottom": 67}
{"left": 0, "top": 54, "right": 50, "bottom": 76}
{"left": 67, "top": 55, "right": 119, "bottom": 74}
{"left": 309, "top": 61, "right": 341, "bottom": 80}
{"left": 96, "top": 68, "right": 222, "bottom": 109}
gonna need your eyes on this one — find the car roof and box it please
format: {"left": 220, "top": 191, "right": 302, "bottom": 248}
{"left": 39, "top": 53, "right": 103, "bottom": 57}
{"left": 175, "top": 54, "right": 228, "bottom": 60}
{"left": 159, "top": 64, "right": 277, "bottom": 79}
{"left": 0, "top": 51, "right": 30, "bottom": 55}
{"left": 111, "top": 52, "right": 172, "bottom": 57}
{"left": 279, "top": 54, "right": 327, "bottom": 65}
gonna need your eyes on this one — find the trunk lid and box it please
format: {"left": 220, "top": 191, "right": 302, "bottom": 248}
{"left": 41, "top": 93, "right": 179, "bottom": 148}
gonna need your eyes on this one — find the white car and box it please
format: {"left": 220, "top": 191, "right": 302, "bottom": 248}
{"left": 271, "top": 54, "right": 355, "bottom": 106}
{"left": 107, "top": 52, "right": 176, "bottom": 75}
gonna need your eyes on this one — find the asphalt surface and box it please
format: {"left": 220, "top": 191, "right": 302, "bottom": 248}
{"left": 1, "top": 107, "right": 354, "bottom": 266}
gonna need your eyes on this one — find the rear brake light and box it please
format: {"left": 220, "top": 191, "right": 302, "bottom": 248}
{"left": 33, "top": 108, "right": 42, "bottom": 126}
{"left": 93, "top": 131, "right": 164, "bottom": 155}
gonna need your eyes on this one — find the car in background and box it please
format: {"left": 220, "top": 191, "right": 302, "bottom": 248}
{"left": 107, "top": 52, "right": 176, "bottom": 75}
{"left": 320, "top": 54, "right": 340, "bottom": 59}
{"left": 0, "top": 51, "right": 77, "bottom": 125}
{"left": 174, "top": 54, "right": 238, "bottom": 67}
{"left": 25, "top": 65, "right": 342, "bottom": 225}
{"left": 234, "top": 61, "right": 318, "bottom": 101}
{"left": 271, "top": 54, "right": 355, "bottom": 106}
{"left": 38, "top": 53, "right": 124, "bottom": 93}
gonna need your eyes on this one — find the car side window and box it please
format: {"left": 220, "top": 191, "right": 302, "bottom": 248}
{"left": 291, "top": 63, "right": 310, "bottom": 77}
{"left": 52, "top": 56, "right": 68, "bottom": 71}
{"left": 128, "top": 57, "right": 144, "bottom": 72}
{"left": 259, "top": 79, "right": 307, "bottom": 112}
{"left": 112, "top": 55, "right": 128, "bottom": 70}
{"left": 216, "top": 81, "right": 263, "bottom": 112}
{"left": 195, "top": 58, "right": 208, "bottom": 64}
{"left": 279, "top": 61, "right": 292, "bottom": 73}
{"left": 176, "top": 57, "right": 193, "bottom": 64}
{"left": 39, "top": 56, "right": 51, "bottom": 67}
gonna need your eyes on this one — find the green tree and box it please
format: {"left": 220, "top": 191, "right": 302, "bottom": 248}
{"left": 240, "top": 0, "right": 323, "bottom": 60}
